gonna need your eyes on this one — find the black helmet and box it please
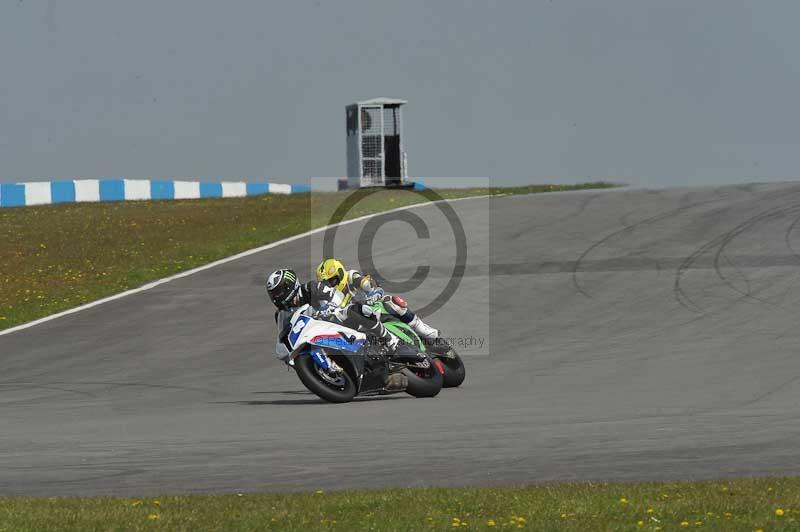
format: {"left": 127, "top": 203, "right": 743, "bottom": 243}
{"left": 266, "top": 269, "right": 300, "bottom": 309}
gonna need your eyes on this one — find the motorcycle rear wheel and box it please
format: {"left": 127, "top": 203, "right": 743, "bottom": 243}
{"left": 439, "top": 349, "right": 466, "bottom": 388}
{"left": 401, "top": 354, "right": 444, "bottom": 398}
{"left": 294, "top": 354, "right": 357, "bottom": 403}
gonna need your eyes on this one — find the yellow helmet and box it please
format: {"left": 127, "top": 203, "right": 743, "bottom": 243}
{"left": 316, "top": 258, "right": 348, "bottom": 293}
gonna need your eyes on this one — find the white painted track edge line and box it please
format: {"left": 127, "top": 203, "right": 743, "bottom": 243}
{"left": 0, "top": 194, "right": 494, "bottom": 337}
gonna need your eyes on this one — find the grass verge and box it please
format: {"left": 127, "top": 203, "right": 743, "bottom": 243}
{"left": 0, "top": 182, "right": 616, "bottom": 331}
{"left": 0, "top": 478, "right": 797, "bottom": 531}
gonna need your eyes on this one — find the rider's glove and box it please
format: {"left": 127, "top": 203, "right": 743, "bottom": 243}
{"left": 315, "top": 300, "right": 333, "bottom": 318}
{"left": 365, "top": 287, "right": 385, "bottom": 305}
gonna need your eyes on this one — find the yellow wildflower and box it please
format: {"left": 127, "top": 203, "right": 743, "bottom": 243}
{"left": 681, "top": 521, "right": 689, "bottom": 527}
{"left": 776, "top": 508, "right": 785, "bottom": 516}
{"left": 620, "top": 497, "right": 629, "bottom": 504}
{"left": 147, "top": 514, "right": 160, "bottom": 520}
{"left": 487, "top": 520, "right": 496, "bottom": 527}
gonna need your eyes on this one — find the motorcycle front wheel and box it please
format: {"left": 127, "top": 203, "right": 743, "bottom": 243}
{"left": 294, "top": 354, "right": 357, "bottom": 403}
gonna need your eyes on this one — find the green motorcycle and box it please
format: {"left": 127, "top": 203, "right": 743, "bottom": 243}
{"left": 370, "top": 299, "right": 466, "bottom": 388}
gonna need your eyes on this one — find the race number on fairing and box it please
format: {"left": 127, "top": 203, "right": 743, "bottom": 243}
{"left": 288, "top": 315, "right": 310, "bottom": 348}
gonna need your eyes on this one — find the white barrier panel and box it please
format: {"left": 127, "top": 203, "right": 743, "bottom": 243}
{"left": 269, "top": 183, "right": 292, "bottom": 194}
{"left": 24, "top": 182, "right": 52, "bottom": 206}
{"left": 74, "top": 180, "right": 100, "bottom": 202}
{"left": 221, "top": 182, "right": 247, "bottom": 198}
{"left": 173, "top": 180, "right": 200, "bottom": 199}
{"left": 124, "top": 179, "right": 151, "bottom": 201}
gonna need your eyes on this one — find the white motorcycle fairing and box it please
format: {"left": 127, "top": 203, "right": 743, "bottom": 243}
{"left": 286, "top": 305, "right": 368, "bottom": 363}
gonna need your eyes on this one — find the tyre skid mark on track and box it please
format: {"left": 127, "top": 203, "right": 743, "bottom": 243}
{"left": 674, "top": 201, "right": 800, "bottom": 314}
{"left": 783, "top": 211, "right": 800, "bottom": 259}
{"left": 671, "top": 184, "right": 800, "bottom": 312}
{"left": 708, "top": 205, "right": 797, "bottom": 309}
{"left": 737, "top": 375, "right": 800, "bottom": 410}
{"left": 572, "top": 196, "right": 723, "bottom": 299}
{"left": 744, "top": 216, "right": 800, "bottom": 305}
{"left": 717, "top": 252, "right": 752, "bottom": 300}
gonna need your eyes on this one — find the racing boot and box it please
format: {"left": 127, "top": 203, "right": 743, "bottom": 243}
{"left": 376, "top": 328, "right": 399, "bottom": 356}
{"left": 365, "top": 318, "right": 399, "bottom": 356}
{"left": 384, "top": 332, "right": 399, "bottom": 353}
{"left": 409, "top": 314, "right": 439, "bottom": 341}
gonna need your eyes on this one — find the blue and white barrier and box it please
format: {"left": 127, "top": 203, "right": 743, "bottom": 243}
{"left": 0, "top": 179, "right": 311, "bottom": 208}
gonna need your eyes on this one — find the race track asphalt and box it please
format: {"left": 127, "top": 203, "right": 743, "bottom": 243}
{"left": 3, "top": 183, "right": 800, "bottom": 496}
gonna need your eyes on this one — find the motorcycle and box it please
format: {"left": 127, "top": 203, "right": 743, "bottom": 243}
{"left": 279, "top": 304, "right": 444, "bottom": 403}
{"left": 369, "top": 298, "right": 466, "bottom": 388}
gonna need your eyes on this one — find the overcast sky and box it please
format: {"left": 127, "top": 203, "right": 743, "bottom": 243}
{"left": 1, "top": 1, "right": 798, "bottom": 187}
